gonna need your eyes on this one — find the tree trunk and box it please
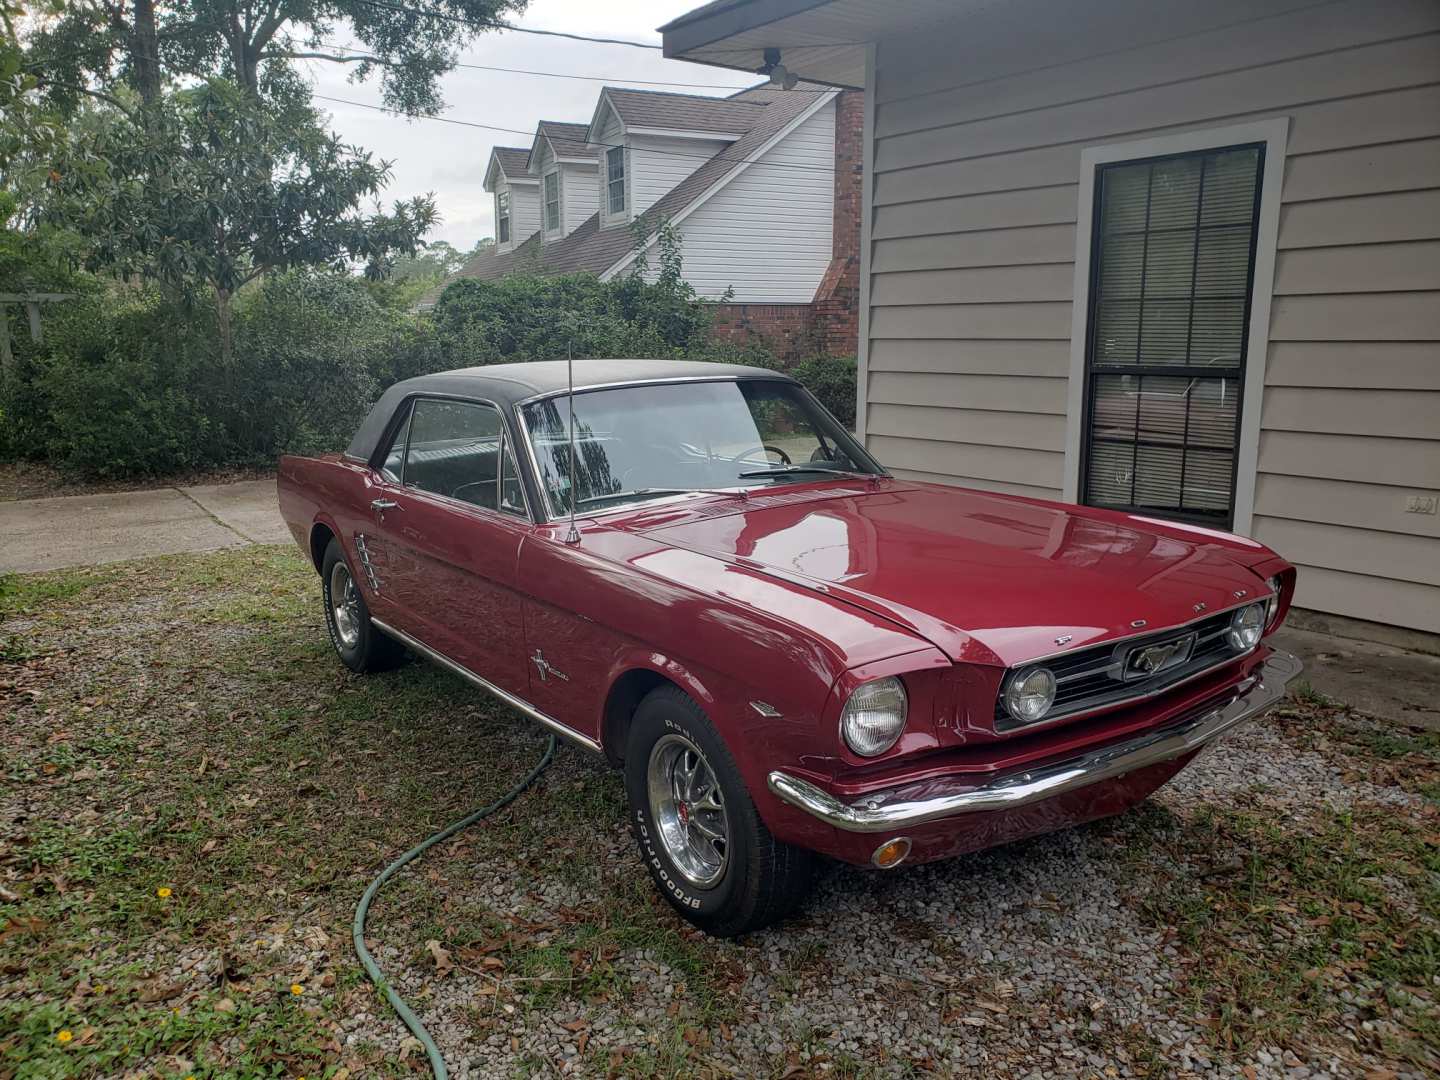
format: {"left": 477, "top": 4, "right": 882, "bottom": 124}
{"left": 216, "top": 287, "right": 234, "bottom": 367}
{"left": 131, "top": 0, "right": 162, "bottom": 103}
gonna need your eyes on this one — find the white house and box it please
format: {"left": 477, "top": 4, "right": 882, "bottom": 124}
{"left": 661, "top": 0, "right": 1440, "bottom": 646}
{"left": 429, "top": 86, "right": 866, "bottom": 358}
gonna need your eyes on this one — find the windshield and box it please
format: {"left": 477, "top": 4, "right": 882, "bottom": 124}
{"left": 521, "top": 378, "right": 882, "bottom": 517}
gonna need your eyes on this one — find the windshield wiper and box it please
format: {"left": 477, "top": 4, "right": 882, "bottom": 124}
{"left": 575, "top": 486, "right": 745, "bottom": 508}
{"left": 736, "top": 465, "right": 871, "bottom": 479}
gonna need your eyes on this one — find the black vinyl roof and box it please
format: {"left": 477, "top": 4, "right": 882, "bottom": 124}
{"left": 345, "top": 359, "right": 792, "bottom": 462}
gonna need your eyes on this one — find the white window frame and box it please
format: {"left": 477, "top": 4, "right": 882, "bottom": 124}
{"left": 543, "top": 170, "right": 561, "bottom": 235}
{"left": 1060, "top": 117, "right": 1288, "bottom": 537}
{"left": 495, "top": 188, "right": 511, "bottom": 246}
{"left": 605, "top": 144, "right": 627, "bottom": 221}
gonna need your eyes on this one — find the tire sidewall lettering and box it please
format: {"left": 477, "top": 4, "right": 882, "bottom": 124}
{"left": 634, "top": 774, "right": 711, "bottom": 911}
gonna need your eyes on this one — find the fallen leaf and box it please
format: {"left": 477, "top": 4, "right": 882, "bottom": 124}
{"left": 136, "top": 980, "right": 184, "bottom": 1003}
{"left": 425, "top": 940, "right": 454, "bottom": 977}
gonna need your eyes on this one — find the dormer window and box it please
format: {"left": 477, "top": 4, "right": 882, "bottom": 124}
{"left": 496, "top": 189, "right": 511, "bottom": 244}
{"left": 544, "top": 172, "right": 560, "bottom": 232}
{"left": 606, "top": 146, "right": 626, "bottom": 216}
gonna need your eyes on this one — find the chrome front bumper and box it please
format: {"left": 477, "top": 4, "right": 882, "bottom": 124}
{"left": 767, "top": 650, "right": 1303, "bottom": 834}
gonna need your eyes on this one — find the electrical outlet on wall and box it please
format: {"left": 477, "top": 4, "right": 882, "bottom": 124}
{"left": 1405, "top": 493, "right": 1438, "bottom": 515}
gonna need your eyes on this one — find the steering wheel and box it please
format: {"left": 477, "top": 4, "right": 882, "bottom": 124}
{"left": 450, "top": 480, "right": 497, "bottom": 509}
{"left": 729, "top": 444, "right": 792, "bottom": 467}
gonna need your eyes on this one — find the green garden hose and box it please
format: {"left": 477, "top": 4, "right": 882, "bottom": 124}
{"left": 352, "top": 734, "right": 557, "bottom": 1080}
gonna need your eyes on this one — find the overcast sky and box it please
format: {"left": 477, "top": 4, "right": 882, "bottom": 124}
{"left": 304, "top": 1, "right": 759, "bottom": 249}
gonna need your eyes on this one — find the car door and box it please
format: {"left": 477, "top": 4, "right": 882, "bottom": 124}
{"left": 365, "top": 396, "right": 533, "bottom": 696}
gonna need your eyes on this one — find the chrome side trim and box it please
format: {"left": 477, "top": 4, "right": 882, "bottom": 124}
{"left": 768, "top": 650, "right": 1302, "bottom": 834}
{"left": 371, "top": 618, "right": 603, "bottom": 756}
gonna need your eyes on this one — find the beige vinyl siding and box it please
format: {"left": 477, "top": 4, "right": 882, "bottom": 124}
{"left": 866, "top": 0, "right": 1440, "bottom": 631}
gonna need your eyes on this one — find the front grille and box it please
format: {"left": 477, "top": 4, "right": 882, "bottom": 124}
{"left": 994, "top": 608, "right": 1252, "bottom": 730}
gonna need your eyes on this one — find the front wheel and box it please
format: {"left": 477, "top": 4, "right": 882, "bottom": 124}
{"left": 320, "top": 538, "right": 405, "bottom": 673}
{"left": 624, "top": 685, "right": 814, "bottom": 936}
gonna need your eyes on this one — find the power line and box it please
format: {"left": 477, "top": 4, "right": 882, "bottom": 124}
{"left": 307, "top": 39, "right": 760, "bottom": 90}
{"left": 309, "top": 38, "right": 838, "bottom": 92}
{"left": 313, "top": 92, "right": 838, "bottom": 175}
{"left": 350, "top": 0, "right": 662, "bottom": 50}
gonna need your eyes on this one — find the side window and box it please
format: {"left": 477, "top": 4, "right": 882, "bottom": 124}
{"left": 404, "top": 399, "right": 504, "bottom": 511}
{"left": 499, "top": 435, "right": 526, "bottom": 517}
{"left": 378, "top": 404, "right": 413, "bottom": 484}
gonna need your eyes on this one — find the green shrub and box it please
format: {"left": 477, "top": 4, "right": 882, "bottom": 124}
{"left": 1, "top": 251, "right": 856, "bottom": 476}
{"left": 789, "top": 355, "right": 858, "bottom": 428}
{"left": 28, "top": 289, "right": 221, "bottom": 476}
{"left": 430, "top": 271, "right": 707, "bottom": 365}
{"left": 228, "top": 270, "right": 401, "bottom": 459}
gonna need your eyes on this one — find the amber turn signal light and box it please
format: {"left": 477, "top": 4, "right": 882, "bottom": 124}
{"left": 870, "top": 836, "right": 912, "bottom": 869}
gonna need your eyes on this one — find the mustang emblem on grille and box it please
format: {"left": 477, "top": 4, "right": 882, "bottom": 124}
{"left": 1120, "top": 632, "right": 1197, "bottom": 681}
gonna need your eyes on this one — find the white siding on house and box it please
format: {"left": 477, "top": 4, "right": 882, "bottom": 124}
{"left": 494, "top": 175, "right": 539, "bottom": 254}
{"left": 865, "top": 0, "right": 1440, "bottom": 632}
{"left": 637, "top": 98, "right": 836, "bottom": 303}
{"left": 630, "top": 133, "right": 733, "bottom": 218}
{"left": 560, "top": 161, "right": 598, "bottom": 235}
{"left": 534, "top": 140, "right": 597, "bottom": 240}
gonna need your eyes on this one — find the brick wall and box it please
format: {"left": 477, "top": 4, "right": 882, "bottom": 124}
{"left": 705, "top": 90, "right": 864, "bottom": 362}
{"left": 811, "top": 89, "right": 863, "bottom": 357}
{"left": 708, "top": 303, "right": 814, "bottom": 360}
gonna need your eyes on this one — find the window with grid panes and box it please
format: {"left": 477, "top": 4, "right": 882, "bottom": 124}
{"left": 1080, "top": 144, "right": 1263, "bottom": 526}
{"left": 496, "top": 189, "right": 510, "bottom": 244}
{"left": 606, "top": 146, "right": 626, "bottom": 216}
{"left": 543, "top": 172, "right": 560, "bottom": 232}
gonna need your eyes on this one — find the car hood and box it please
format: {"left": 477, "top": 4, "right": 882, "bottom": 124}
{"left": 636, "top": 480, "right": 1276, "bottom": 667}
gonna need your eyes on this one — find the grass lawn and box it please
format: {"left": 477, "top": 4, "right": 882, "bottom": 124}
{"left": 1, "top": 547, "right": 1436, "bottom": 1078}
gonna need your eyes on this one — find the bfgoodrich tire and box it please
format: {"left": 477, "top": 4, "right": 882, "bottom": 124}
{"left": 320, "top": 537, "right": 406, "bottom": 673}
{"left": 624, "top": 685, "right": 814, "bottom": 937}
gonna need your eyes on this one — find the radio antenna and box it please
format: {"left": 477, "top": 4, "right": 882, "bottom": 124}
{"left": 564, "top": 338, "right": 580, "bottom": 545}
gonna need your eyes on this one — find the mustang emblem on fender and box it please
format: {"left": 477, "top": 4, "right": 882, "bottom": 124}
{"left": 530, "top": 649, "right": 569, "bottom": 683}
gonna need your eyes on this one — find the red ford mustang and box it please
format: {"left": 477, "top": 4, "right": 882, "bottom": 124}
{"left": 278, "top": 359, "right": 1301, "bottom": 936}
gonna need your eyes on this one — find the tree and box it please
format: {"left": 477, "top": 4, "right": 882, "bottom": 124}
{"left": 26, "top": 0, "right": 529, "bottom": 113}
{"left": 387, "top": 239, "right": 467, "bottom": 283}
{"left": 50, "top": 79, "right": 437, "bottom": 362}
{"left": 1, "top": 2, "right": 63, "bottom": 180}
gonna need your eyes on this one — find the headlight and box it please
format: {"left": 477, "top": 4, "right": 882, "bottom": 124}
{"left": 841, "top": 676, "right": 908, "bottom": 757}
{"left": 1226, "top": 602, "right": 1266, "bottom": 651}
{"left": 1003, "top": 666, "right": 1057, "bottom": 725}
{"left": 1264, "top": 575, "right": 1282, "bottom": 626}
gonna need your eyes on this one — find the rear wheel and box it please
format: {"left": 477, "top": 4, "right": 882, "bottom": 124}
{"left": 321, "top": 538, "right": 405, "bottom": 673}
{"left": 624, "top": 685, "right": 814, "bottom": 936}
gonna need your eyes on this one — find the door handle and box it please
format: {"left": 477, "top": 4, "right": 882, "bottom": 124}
{"left": 370, "top": 498, "right": 400, "bottom": 512}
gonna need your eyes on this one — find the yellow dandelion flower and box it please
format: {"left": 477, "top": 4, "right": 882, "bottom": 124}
{"left": 56, "top": 1030, "right": 73, "bottom": 1044}
{"left": 156, "top": 886, "right": 172, "bottom": 898}
{"left": 290, "top": 983, "right": 304, "bottom": 995}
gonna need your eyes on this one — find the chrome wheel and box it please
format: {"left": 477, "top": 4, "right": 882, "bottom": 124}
{"left": 329, "top": 561, "right": 362, "bottom": 648}
{"left": 646, "top": 733, "right": 729, "bottom": 888}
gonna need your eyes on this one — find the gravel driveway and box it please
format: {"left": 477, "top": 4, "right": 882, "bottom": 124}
{"left": 2, "top": 547, "right": 1435, "bottom": 1079}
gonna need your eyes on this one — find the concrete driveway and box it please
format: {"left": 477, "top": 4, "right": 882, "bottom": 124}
{"left": 0, "top": 479, "right": 289, "bottom": 574}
